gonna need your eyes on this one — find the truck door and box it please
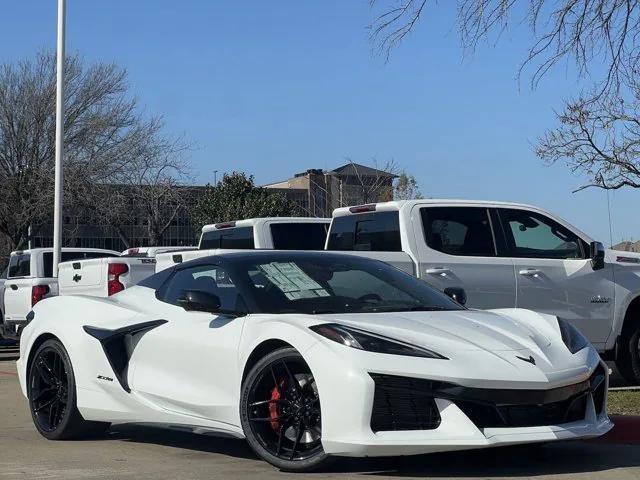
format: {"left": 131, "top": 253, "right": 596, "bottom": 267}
{"left": 413, "top": 206, "right": 517, "bottom": 309}
{"left": 496, "top": 207, "right": 615, "bottom": 348}
{"left": 4, "top": 253, "right": 34, "bottom": 322}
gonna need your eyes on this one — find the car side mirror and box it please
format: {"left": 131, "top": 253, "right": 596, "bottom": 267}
{"left": 177, "top": 290, "right": 221, "bottom": 313}
{"left": 444, "top": 287, "right": 467, "bottom": 306}
{"left": 590, "top": 241, "right": 605, "bottom": 271}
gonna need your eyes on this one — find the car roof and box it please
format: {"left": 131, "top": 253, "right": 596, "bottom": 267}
{"left": 201, "top": 217, "right": 330, "bottom": 233}
{"left": 331, "top": 199, "right": 541, "bottom": 217}
{"left": 10, "top": 248, "right": 121, "bottom": 256}
{"left": 175, "top": 250, "right": 369, "bottom": 269}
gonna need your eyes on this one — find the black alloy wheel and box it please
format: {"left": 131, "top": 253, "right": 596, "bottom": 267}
{"left": 28, "top": 339, "right": 109, "bottom": 440}
{"left": 240, "top": 347, "right": 331, "bottom": 472}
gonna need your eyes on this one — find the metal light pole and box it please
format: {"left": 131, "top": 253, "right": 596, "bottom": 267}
{"left": 52, "top": 0, "right": 66, "bottom": 277}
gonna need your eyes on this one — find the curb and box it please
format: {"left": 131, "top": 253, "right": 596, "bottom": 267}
{"left": 591, "top": 415, "right": 640, "bottom": 445}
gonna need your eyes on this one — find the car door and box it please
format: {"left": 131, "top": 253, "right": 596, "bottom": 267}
{"left": 4, "top": 253, "right": 34, "bottom": 322}
{"left": 129, "top": 263, "right": 247, "bottom": 426}
{"left": 496, "top": 207, "right": 615, "bottom": 348}
{"left": 413, "top": 205, "right": 517, "bottom": 309}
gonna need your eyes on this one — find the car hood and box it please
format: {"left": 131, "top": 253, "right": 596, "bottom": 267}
{"left": 308, "top": 308, "right": 560, "bottom": 355}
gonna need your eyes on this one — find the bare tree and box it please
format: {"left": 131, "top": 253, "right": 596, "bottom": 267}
{"left": 82, "top": 118, "right": 191, "bottom": 247}
{"left": 0, "top": 52, "right": 190, "bottom": 250}
{"left": 369, "top": 1, "right": 640, "bottom": 192}
{"left": 537, "top": 80, "right": 640, "bottom": 192}
{"left": 370, "top": 1, "right": 638, "bottom": 91}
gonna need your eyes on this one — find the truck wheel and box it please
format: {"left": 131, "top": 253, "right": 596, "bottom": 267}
{"left": 615, "top": 325, "right": 640, "bottom": 385}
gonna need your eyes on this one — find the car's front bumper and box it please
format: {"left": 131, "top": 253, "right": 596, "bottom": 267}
{"left": 304, "top": 342, "right": 612, "bottom": 457}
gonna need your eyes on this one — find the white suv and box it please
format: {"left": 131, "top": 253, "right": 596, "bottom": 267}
{"left": 327, "top": 199, "right": 640, "bottom": 383}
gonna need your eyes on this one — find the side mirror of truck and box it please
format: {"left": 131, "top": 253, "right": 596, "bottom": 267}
{"left": 590, "top": 241, "right": 606, "bottom": 271}
{"left": 444, "top": 287, "right": 467, "bottom": 306}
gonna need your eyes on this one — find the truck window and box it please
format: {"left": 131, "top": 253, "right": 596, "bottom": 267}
{"left": 327, "top": 212, "right": 401, "bottom": 252}
{"left": 270, "top": 223, "right": 329, "bottom": 250}
{"left": 200, "top": 227, "right": 255, "bottom": 250}
{"left": 42, "top": 252, "right": 118, "bottom": 277}
{"left": 420, "top": 207, "right": 496, "bottom": 257}
{"left": 8, "top": 254, "right": 31, "bottom": 278}
{"left": 497, "top": 209, "right": 585, "bottom": 259}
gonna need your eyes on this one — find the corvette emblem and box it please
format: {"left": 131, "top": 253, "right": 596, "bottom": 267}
{"left": 73, "top": 274, "right": 82, "bottom": 283}
{"left": 516, "top": 355, "right": 536, "bottom": 365}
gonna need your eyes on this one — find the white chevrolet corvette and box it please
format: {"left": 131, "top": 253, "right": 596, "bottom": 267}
{"left": 17, "top": 251, "right": 611, "bottom": 471}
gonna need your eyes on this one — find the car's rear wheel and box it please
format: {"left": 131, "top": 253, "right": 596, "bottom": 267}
{"left": 28, "top": 339, "right": 109, "bottom": 440}
{"left": 240, "top": 347, "right": 331, "bottom": 472}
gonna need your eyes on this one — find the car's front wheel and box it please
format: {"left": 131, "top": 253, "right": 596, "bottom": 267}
{"left": 240, "top": 347, "right": 331, "bottom": 472}
{"left": 28, "top": 338, "right": 109, "bottom": 440}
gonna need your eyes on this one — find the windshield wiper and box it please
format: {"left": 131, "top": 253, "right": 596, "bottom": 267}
{"left": 309, "top": 309, "right": 337, "bottom": 314}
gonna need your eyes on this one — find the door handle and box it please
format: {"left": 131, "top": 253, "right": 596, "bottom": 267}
{"left": 8, "top": 284, "right": 17, "bottom": 290}
{"left": 425, "top": 267, "right": 452, "bottom": 276}
{"left": 519, "top": 268, "right": 541, "bottom": 277}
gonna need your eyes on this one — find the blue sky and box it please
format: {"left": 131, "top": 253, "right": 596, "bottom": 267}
{"left": 1, "top": 1, "right": 636, "bottom": 244}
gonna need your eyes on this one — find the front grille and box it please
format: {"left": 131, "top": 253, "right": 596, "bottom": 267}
{"left": 369, "top": 369, "right": 604, "bottom": 432}
{"left": 370, "top": 374, "right": 442, "bottom": 432}
{"left": 456, "top": 391, "right": 588, "bottom": 428}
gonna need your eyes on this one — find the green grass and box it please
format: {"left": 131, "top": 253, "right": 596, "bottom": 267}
{"left": 608, "top": 390, "right": 640, "bottom": 416}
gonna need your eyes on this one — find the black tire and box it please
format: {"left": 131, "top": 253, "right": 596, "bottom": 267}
{"left": 240, "top": 347, "right": 332, "bottom": 472}
{"left": 27, "top": 339, "right": 110, "bottom": 440}
{"left": 616, "top": 324, "right": 640, "bottom": 385}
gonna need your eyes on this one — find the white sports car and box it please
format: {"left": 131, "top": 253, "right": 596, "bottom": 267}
{"left": 17, "top": 251, "right": 612, "bottom": 472}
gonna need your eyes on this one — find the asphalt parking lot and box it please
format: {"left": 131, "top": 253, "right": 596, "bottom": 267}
{"left": 1, "top": 347, "right": 639, "bottom": 480}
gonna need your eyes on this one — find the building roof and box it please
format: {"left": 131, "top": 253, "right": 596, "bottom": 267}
{"left": 327, "top": 162, "right": 398, "bottom": 178}
{"left": 613, "top": 240, "right": 640, "bottom": 252}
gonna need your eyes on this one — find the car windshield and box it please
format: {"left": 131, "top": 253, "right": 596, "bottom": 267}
{"left": 225, "top": 253, "right": 463, "bottom": 315}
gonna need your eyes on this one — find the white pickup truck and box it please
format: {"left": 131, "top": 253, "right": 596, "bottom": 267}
{"left": 1, "top": 248, "right": 120, "bottom": 339}
{"left": 327, "top": 199, "right": 640, "bottom": 383}
{"left": 199, "top": 217, "right": 330, "bottom": 250}
{"left": 155, "top": 217, "right": 331, "bottom": 271}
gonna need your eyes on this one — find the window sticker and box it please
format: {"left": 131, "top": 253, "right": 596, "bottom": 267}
{"left": 258, "top": 262, "right": 330, "bottom": 300}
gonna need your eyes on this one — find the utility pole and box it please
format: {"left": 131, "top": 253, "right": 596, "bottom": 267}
{"left": 52, "top": 0, "right": 66, "bottom": 277}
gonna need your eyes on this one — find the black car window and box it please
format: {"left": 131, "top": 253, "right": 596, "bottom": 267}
{"left": 43, "top": 252, "right": 118, "bottom": 277}
{"left": 233, "top": 254, "right": 462, "bottom": 314}
{"left": 159, "top": 264, "right": 241, "bottom": 312}
{"left": 8, "top": 254, "right": 31, "bottom": 278}
{"left": 327, "top": 212, "right": 401, "bottom": 252}
{"left": 270, "top": 223, "right": 329, "bottom": 250}
{"left": 200, "top": 227, "right": 255, "bottom": 250}
{"left": 497, "top": 209, "right": 585, "bottom": 259}
{"left": 421, "top": 207, "right": 496, "bottom": 257}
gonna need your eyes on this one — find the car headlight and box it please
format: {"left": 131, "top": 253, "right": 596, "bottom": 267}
{"left": 309, "top": 323, "right": 447, "bottom": 359}
{"left": 558, "top": 318, "right": 590, "bottom": 354}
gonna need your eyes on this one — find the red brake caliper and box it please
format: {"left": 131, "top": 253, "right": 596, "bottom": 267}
{"left": 269, "top": 381, "right": 284, "bottom": 431}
